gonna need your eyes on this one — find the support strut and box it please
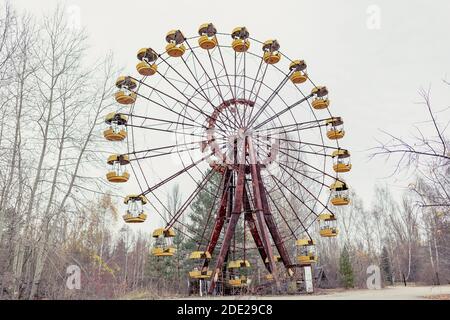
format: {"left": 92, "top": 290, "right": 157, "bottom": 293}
{"left": 208, "top": 148, "right": 246, "bottom": 294}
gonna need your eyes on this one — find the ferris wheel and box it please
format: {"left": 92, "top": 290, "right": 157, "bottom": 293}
{"left": 104, "top": 23, "right": 351, "bottom": 294}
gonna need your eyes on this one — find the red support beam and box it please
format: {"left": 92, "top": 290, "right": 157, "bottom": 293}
{"left": 256, "top": 166, "right": 294, "bottom": 276}
{"left": 202, "top": 169, "right": 231, "bottom": 269}
{"left": 208, "top": 152, "right": 247, "bottom": 294}
{"left": 243, "top": 185, "right": 271, "bottom": 273}
{"left": 247, "top": 138, "right": 281, "bottom": 291}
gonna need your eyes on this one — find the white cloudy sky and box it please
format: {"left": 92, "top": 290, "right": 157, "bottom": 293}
{"left": 9, "top": 0, "right": 450, "bottom": 220}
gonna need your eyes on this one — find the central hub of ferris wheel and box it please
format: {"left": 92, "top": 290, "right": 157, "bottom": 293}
{"left": 104, "top": 23, "right": 353, "bottom": 295}
{"left": 204, "top": 98, "right": 280, "bottom": 172}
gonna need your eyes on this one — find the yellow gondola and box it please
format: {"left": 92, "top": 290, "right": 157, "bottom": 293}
{"left": 228, "top": 260, "right": 251, "bottom": 269}
{"left": 103, "top": 112, "right": 127, "bottom": 141}
{"left": 106, "top": 154, "right": 130, "bottom": 183}
{"left": 198, "top": 23, "right": 217, "bottom": 50}
{"left": 115, "top": 76, "right": 137, "bottom": 105}
{"left": 289, "top": 60, "right": 308, "bottom": 84}
{"left": 136, "top": 48, "right": 158, "bottom": 76}
{"left": 152, "top": 228, "right": 176, "bottom": 238}
{"left": 152, "top": 227, "right": 176, "bottom": 257}
{"left": 228, "top": 276, "right": 251, "bottom": 287}
{"left": 227, "top": 260, "right": 251, "bottom": 287}
{"left": 152, "top": 247, "right": 176, "bottom": 257}
{"left": 189, "top": 251, "right": 212, "bottom": 259}
{"left": 123, "top": 195, "right": 148, "bottom": 223}
{"left": 136, "top": 62, "right": 157, "bottom": 76}
{"left": 296, "top": 239, "right": 317, "bottom": 265}
{"left": 311, "top": 86, "right": 330, "bottom": 109}
{"left": 326, "top": 117, "right": 345, "bottom": 140}
{"left": 330, "top": 180, "right": 350, "bottom": 206}
{"left": 262, "top": 39, "right": 281, "bottom": 64}
{"left": 332, "top": 149, "right": 352, "bottom": 173}
{"left": 318, "top": 213, "right": 339, "bottom": 237}
{"left": 189, "top": 269, "right": 213, "bottom": 279}
{"left": 231, "top": 27, "right": 250, "bottom": 52}
{"left": 165, "top": 30, "right": 186, "bottom": 57}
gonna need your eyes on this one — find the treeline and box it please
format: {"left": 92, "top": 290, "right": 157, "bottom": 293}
{"left": 0, "top": 3, "right": 131, "bottom": 299}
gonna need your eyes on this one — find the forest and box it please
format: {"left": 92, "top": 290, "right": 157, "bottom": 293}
{"left": 0, "top": 3, "right": 449, "bottom": 299}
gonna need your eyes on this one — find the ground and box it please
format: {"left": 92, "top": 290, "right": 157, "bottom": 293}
{"left": 179, "top": 285, "right": 450, "bottom": 300}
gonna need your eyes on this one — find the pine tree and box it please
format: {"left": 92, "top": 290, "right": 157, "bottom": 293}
{"left": 380, "top": 246, "right": 393, "bottom": 285}
{"left": 183, "top": 171, "right": 222, "bottom": 252}
{"left": 339, "top": 245, "right": 354, "bottom": 288}
{"left": 185, "top": 171, "right": 226, "bottom": 277}
{"left": 183, "top": 171, "right": 245, "bottom": 273}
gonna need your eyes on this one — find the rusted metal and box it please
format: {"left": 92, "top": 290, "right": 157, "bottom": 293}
{"left": 202, "top": 169, "right": 231, "bottom": 271}
{"left": 256, "top": 164, "right": 294, "bottom": 275}
{"left": 247, "top": 138, "right": 281, "bottom": 291}
{"left": 208, "top": 147, "right": 247, "bottom": 294}
{"left": 243, "top": 185, "right": 271, "bottom": 273}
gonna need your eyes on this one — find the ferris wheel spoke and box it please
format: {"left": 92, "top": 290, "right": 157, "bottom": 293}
{"left": 260, "top": 182, "right": 297, "bottom": 239}
{"left": 147, "top": 190, "right": 216, "bottom": 246}
{"left": 127, "top": 86, "right": 209, "bottom": 129}
{"left": 269, "top": 175, "right": 313, "bottom": 239}
{"left": 229, "top": 71, "right": 300, "bottom": 130}
{"left": 233, "top": 52, "right": 243, "bottom": 105}
{"left": 178, "top": 87, "right": 233, "bottom": 138}
{"left": 243, "top": 52, "right": 247, "bottom": 102}
{"left": 125, "top": 123, "right": 210, "bottom": 139}
{"left": 138, "top": 149, "right": 220, "bottom": 197}
{"left": 215, "top": 42, "right": 238, "bottom": 102}
{"left": 235, "top": 56, "right": 247, "bottom": 101}
{"left": 275, "top": 156, "right": 331, "bottom": 188}
{"left": 277, "top": 137, "right": 342, "bottom": 150}
{"left": 205, "top": 50, "right": 241, "bottom": 131}
{"left": 208, "top": 50, "right": 242, "bottom": 130}
{"left": 245, "top": 62, "right": 267, "bottom": 126}
{"left": 186, "top": 44, "right": 241, "bottom": 132}
{"left": 181, "top": 40, "right": 235, "bottom": 127}
{"left": 129, "top": 146, "right": 206, "bottom": 161}
{"left": 277, "top": 147, "right": 338, "bottom": 182}
{"left": 179, "top": 54, "right": 221, "bottom": 109}
{"left": 254, "top": 117, "right": 329, "bottom": 133}
{"left": 184, "top": 39, "right": 225, "bottom": 95}
{"left": 121, "top": 113, "right": 202, "bottom": 129}
{"left": 140, "top": 64, "right": 231, "bottom": 131}
{"left": 277, "top": 162, "right": 336, "bottom": 215}
{"left": 254, "top": 94, "right": 315, "bottom": 130}
{"left": 277, "top": 146, "right": 329, "bottom": 158}
{"left": 123, "top": 139, "right": 208, "bottom": 157}
{"left": 254, "top": 137, "right": 330, "bottom": 158}
{"left": 264, "top": 124, "right": 327, "bottom": 136}
{"left": 165, "top": 169, "right": 215, "bottom": 229}
{"left": 247, "top": 59, "right": 264, "bottom": 102}
{"left": 246, "top": 71, "right": 293, "bottom": 128}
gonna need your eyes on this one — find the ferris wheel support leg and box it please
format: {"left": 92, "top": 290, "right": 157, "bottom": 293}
{"left": 202, "top": 170, "right": 231, "bottom": 270}
{"left": 256, "top": 167, "right": 294, "bottom": 277}
{"left": 208, "top": 163, "right": 246, "bottom": 295}
{"left": 247, "top": 139, "right": 281, "bottom": 292}
{"left": 243, "top": 187, "right": 271, "bottom": 273}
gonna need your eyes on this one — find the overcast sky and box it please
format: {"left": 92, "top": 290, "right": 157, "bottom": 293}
{"left": 9, "top": 0, "right": 450, "bottom": 223}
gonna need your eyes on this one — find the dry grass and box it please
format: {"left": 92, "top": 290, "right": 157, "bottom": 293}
{"left": 423, "top": 294, "right": 450, "bottom": 300}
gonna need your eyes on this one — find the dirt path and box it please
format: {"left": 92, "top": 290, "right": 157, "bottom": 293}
{"left": 182, "top": 285, "right": 450, "bottom": 300}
